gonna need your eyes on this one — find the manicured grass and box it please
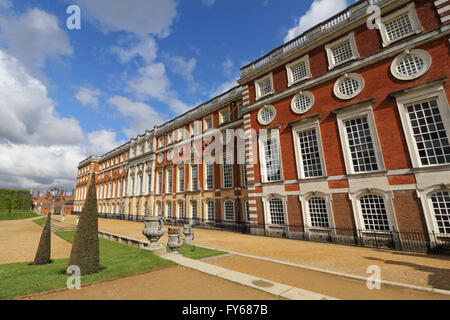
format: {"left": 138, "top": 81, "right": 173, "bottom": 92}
{"left": 0, "top": 209, "right": 38, "bottom": 221}
{"left": 33, "top": 218, "right": 46, "bottom": 227}
{"left": 0, "top": 231, "right": 176, "bottom": 299}
{"left": 167, "top": 243, "right": 228, "bottom": 260}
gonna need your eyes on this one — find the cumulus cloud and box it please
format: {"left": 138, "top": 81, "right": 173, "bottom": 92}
{"left": 126, "top": 63, "right": 189, "bottom": 114}
{"left": 108, "top": 96, "right": 167, "bottom": 138}
{"left": 0, "top": 49, "right": 124, "bottom": 191}
{"left": 284, "top": 0, "right": 349, "bottom": 42}
{"left": 165, "top": 54, "right": 197, "bottom": 90}
{"left": 87, "top": 130, "right": 126, "bottom": 155}
{"left": 0, "top": 50, "right": 84, "bottom": 146}
{"left": 111, "top": 37, "right": 158, "bottom": 64}
{"left": 0, "top": 8, "right": 73, "bottom": 72}
{"left": 75, "top": 87, "right": 102, "bottom": 110}
{"left": 74, "top": 0, "right": 178, "bottom": 38}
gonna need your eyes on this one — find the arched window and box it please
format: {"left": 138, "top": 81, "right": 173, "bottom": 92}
{"left": 269, "top": 198, "right": 285, "bottom": 225}
{"left": 359, "top": 194, "right": 390, "bottom": 231}
{"left": 207, "top": 201, "right": 215, "bottom": 221}
{"left": 224, "top": 200, "right": 234, "bottom": 221}
{"left": 307, "top": 197, "right": 329, "bottom": 228}
{"left": 430, "top": 191, "right": 450, "bottom": 234}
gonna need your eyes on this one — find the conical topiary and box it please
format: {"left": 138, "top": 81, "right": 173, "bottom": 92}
{"left": 33, "top": 212, "right": 51, "bottom": 265}
{"left": 69, "top": 174, "right": 100, "bottom": 275}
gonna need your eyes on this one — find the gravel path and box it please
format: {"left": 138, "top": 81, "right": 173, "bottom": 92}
{"left": 205, "top": 254, "right": 449, "bottom": 300}
{"left": 0, "top": 217, "right": 71, "bottom": 264}
{"left": 55, "top": 215, "right": 450, "bottom": 291}
{"left": 24, "top": 265, "right": 282, "bottom": 300}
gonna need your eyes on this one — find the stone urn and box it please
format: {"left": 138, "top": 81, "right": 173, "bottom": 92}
{"left": 142, "top": 216, "right": 166, "bottom": 250}
{"left": 183, "top": 223, "right": 194, "bottom": 244}
{"left": 167, "top": 228, "right": 183, "bottom": 254}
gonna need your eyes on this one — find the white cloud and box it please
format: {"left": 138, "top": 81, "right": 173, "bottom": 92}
{"left": 210, "top": 79, "right": 238, "bottom": 98}
{"left": 284, "top": 0, "right": 349, "bottom": 42}
{"left": 202, "top": 0, "right": 216, "bottom": 7}
{"left": 0, "top": 50, "right": 84, "bottom": 146}
{"left": 222, "top": 58, "right": 234, "bottom": 78}
{"left": 0, "top": 49, "right": 124, "bottom": 191}
{"left": 87, "top": 130, "right": 126, "bottom": 155}
{"left": 0, "top": 8, "right": 73, "bottom": 72}
{"left": 75, "top": 87, "right": 102, "bottom": 109}
{"left": 111, "top": 37, "right": 158, "bottom": 64}
{"left": 74, "top": 0, "right": 178, "bottom": 38}
{"left": 108, "top": 96, "right": 167, "bottom": 138}
{"left": 165, "top": 54, "right": 197, "bottom": 90}
{"left": 126, "top": 63, "right": 189, "bottom": 114}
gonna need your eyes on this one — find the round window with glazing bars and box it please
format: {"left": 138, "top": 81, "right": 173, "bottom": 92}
{"left": 391, "top": 49, "right": 431, "bottom": 81}
{"left": 291, "top": 91, "right": 314, "bottom": 114}
{"left": 257, "top": 105, "right": 276, "bottom": 125}
{"left": 333, "top": 73, "right": 364, "bottom": 100}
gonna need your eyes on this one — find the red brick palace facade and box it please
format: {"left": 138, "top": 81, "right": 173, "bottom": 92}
{"left": 75, "top": 0, "right": 450, "bottom": 252}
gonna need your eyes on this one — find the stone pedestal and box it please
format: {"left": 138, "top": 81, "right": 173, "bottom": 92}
{"left": 183, "top": 223, "right": 195, "bottom": 244}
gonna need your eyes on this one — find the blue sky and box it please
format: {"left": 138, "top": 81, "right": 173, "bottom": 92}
{"left": 0, "top": 0, "right": 352, "bottom": 191}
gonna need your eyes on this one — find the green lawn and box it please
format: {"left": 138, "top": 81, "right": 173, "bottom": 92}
{"left": 167, "top": 243, "right": 228, "bottom": 260}
{"left": 33, "top": 218, "right": 46, "bottom": 226}
{"left": 0, "top": 231, "right": 176, "bottom": 299}
{"left": 0, "top": 209, "right": 38, "bottom": 221}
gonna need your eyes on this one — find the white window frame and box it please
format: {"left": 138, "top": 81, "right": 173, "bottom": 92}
{"left": 286, "top": 54, "right": 311, "bottom": 87}
{"left": 325, "top": 32, "right": 360, "bottom": 70}
{"left": 254, "top": 73, "right": 274, "bottom": 100}
{"left": 258, "top": 129, "right": 284, "bottom": 183}
{"left": 166, "top": 168, "right": 173, "bottom": 194}
{"left": 178, "top": 166, "right": 185, "bottom": 192}
{"left": 263, "top": 195, "right": 288, "bottom": 226}
{"left": 291, "top": 91, "right": 315, "bottom": 115}
{"left": 379, "top": 2, "right": 423, "bottom": 47}
{"left": 390, "top": 49, "right": 431, "bottom": 81}
{"left": 417, "top": 185, "right": 450, "bottom": 236}
{"left": 191, "top": 200, "right": 198, "bottom": 219}
{"left": 178, "top": 201, "right": 184, "bottom": 219}
{"left": 394, "top": 82, "right": 450, "bottom": 169}
{"left": 203, "top": 116, "right": 213, "bottom": 132}
{"left": 219, "top": 107, "right": 231, "bottom": 125}
{"left": 166, "top": 202, "right": 172, "bottom": 218}
{"left": 349, "top": 189, "right": 398, "bottom": 232}
{"left": 157, "top": 172, "right": 163, "bottom": 195}
{"left": 191, "top": 164, "right": 199, "bottom": 191}
{"left": 222, "top": 155, "right": 233, "bottom": 189}
{"left": 206, "top": 200, "right": 215, "bottom": 221}
{"left": 205, "top": 161, "right": 214, "bottom": 190}
{"left": 333, "top": 73, "right": 365, "bottom": 100}
{"left": 224, "top": 200, "right": 235, "bottom": 222}
{"left": 300, "top": 192, "right": 335, "bottom": 230}
{"left": 292, "top": 120, "right": 327, "bottom": 179}
{"left": 257, "top": 104, "right": 276, "bottom": 126}
{"left": 335, "top": 102, "right": 385, "bottom": 175}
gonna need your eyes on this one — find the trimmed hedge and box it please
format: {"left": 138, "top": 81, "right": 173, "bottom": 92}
{"left": 0, "top": 189, "right": 32, "bottom": 211}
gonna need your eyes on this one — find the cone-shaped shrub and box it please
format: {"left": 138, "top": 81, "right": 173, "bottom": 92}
{"left": 69, "top": 174, "right": 100, "bottom": 275}
{"left": 33, "top": 212, "right": 51, "bottom": 265}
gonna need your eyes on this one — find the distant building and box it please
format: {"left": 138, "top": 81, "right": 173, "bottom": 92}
{"left": 32, "top": 190, "right": 74, "bottom": 215}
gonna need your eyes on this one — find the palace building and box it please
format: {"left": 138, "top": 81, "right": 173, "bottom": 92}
{"left": 75, "top": 0, "right": 450, "bottom": 252}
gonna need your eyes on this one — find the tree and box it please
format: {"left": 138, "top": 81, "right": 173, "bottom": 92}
{"left": 34, "top": 212, "right": 51, "bottom": 265}
{"left": 69, "top": 174, "right": 100, "bottom": 275}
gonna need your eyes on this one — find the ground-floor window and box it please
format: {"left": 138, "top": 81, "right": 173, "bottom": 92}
{"left": 166, "top": 202, "right": 172, "bottom": 218}
{"left": 430, "top": 191, "right": 450, "bottom": 234}
{"left": 224, "top": 200, "right": 234, "bottom": 221}
{"left": 207, "top": 201, "right": 215, "bottom": 221}
{"left": 307, "top": 197, "right": 329, "bottom": 228}
{"left": 191, "top": 201, "right": 197, "bottom": 219}
{"left": 178, "top": 202, "right": 184, "bottom": 219}
{"left": 359, "top": 194, "right": 390, "bottom": 231}
{"left": 269, "top": 198, "right": 285, "bottom": 225}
